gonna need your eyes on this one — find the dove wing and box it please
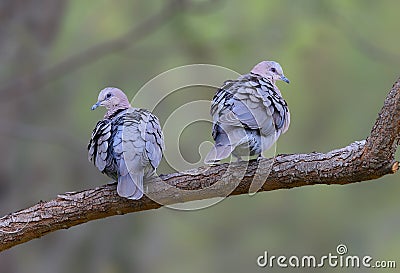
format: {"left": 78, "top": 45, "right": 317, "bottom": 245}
{"left": 88, "top": 119, "right": 113, "bottom": 173}
{"left": 113, "top": 109, "right": 164, "bottom": 199}
{"left": 212, "top": 75, "right": 289, "bottom": 137}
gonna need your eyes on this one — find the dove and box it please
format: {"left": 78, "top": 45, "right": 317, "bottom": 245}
{"left": 88, "top": 87, "right": 164, "bottom": 200}
{"left": 205, "top": 61, "right": 290, "bottom": 164}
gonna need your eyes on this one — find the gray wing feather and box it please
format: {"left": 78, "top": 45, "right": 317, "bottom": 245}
{"left": 144, "top": 113, "right": 164, "bottom": 170}
{"left": 212, "top": 75, "right": 289, "bottom": 137}
{"left": 88, "top": 107, "right": 164, "bottom": 200}
{"left": 207, "top": 74, "right": 289, "bottom": 161}
{"left": 88, "top": 120, "right": 113, "bottom": 172}
{"left": 117, "top": 109, "right": 164, "bottom": 199}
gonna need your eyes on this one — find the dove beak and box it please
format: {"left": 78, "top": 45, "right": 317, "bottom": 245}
{"left": 281, "top": 75, "right": 290, "bottom": 84}
{"left": 91, "top": 101, "right": 101, "bottom": 110}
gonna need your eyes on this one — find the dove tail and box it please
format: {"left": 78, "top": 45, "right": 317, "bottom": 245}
{"left": 204, "top": 144, "right": 233, "bottom": 164}
{"left": 117, "top": 172, "right": 144, "bottom": 200}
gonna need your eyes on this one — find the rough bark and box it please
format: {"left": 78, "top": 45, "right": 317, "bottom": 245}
{"left": 0, "top": 77, "right": 399, "bottom": 252}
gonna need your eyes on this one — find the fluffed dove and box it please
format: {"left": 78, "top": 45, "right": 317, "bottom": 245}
{"left": 88, "top": 87, "right": 164, "bottom": 199}
{"left": 205, "top": 61, "right": 290, "bottom": 163}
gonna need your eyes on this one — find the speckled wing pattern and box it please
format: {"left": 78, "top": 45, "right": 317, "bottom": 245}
{"left": 205, "top": 73, "right": 290, "bottom": 163}
{"left": 88, "top": 108, "right": 164, "bottom": 199}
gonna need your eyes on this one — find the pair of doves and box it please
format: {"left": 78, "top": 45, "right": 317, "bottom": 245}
{"left": 88, "top": 61, "right": 290, "bottom": 200}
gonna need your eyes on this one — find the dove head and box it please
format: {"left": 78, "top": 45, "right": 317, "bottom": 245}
{"left": 91, "top": 87, "right": 131, "bottom": 117}
{"left": 251, "top": 61, "right": 290, "bottom": 84}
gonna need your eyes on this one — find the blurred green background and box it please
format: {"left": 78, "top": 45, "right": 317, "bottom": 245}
{"left": 0, "top": 0, "right": 399, "bottom": 272}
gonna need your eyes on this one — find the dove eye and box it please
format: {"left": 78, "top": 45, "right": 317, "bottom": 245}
{"left": 270, "top": 68, "right": 277, "bottom": 73}
{"left": 106, "top": 93, "right": 112, "bottom": 99}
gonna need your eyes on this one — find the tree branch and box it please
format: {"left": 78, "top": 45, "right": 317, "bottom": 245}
{"left": 0, "top": 77, "right": 399, "bottom": 252}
